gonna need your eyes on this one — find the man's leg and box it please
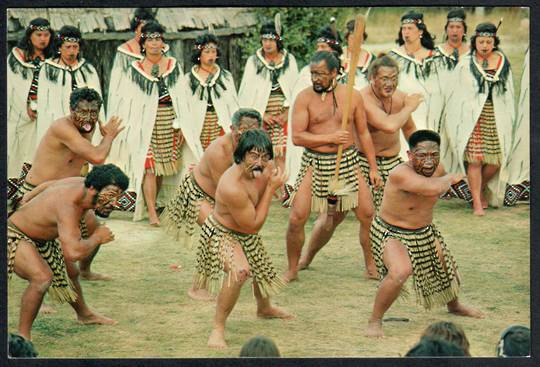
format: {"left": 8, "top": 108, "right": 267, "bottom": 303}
{"left": 13, "top": 240, "right": 54, "bottom": 340}
{"left": 467, "top": 162, "right": 484, "bottom": 216}
{"left": 353, "top": 171, "right": 377, "bottom": 279}
{"left": 143, "top": 171, "right": 160, "bottom": 226}
{"left": 284, "top": 168, "right": 313, "bottom": 282}
{"left": 365, "top": 239, "right": 412, "bottom": 338}
{"left": 298, "top": 211, "right": 347, "bottom": 270}
{"left": 480, "top": 164, "right": 500, "bottom": 209}
{"left": 65, "top": 261, "right": 117, "bottom": 326}
{"left": 208, "top": 242, "right": 251, "bottom": 349}
{"left": 188, "top": 200, "right": 216, "bottom": 301}
{"left": 253, "top": 281, "right": 294, "bottom": 319}
{"left": 431, "top": 239, "right": 485, "bottom": 318}
{"left": 79, "top": 211, "right": 111, "bottom": 281}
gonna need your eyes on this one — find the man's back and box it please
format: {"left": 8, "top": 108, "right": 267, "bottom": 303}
{"left": 10, "top": 177, "right": 85, "bottom": 241}
{"left": 194, "top": 133, "right": 234, "bottom": 198}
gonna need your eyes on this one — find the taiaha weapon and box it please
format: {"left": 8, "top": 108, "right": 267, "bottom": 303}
{"left": 325, "top": 14, "right": 366, "bottom": 229}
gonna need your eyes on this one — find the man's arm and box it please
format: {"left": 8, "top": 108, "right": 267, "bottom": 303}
{"left": 364, "top": 92, "right": 422, "bottom": 134}
{"left": 390, "top": 166, "right": 459, "bottom": 197}
{"left": 400, "top": 115, "right": 417, "bottom": 141}
{"left": 56, "top": 205, "right": 113, "bottom": 261}
{"left": 55, "top": 116, "right": 123, "bottom": 165}
{"left": 354, "top": 93, "right": 382, "bottom": 187}
{"left": 291, "top": 91, "right": 349, "bottom": 148}
{"left": 220, "top": 167, "right": 286, "bottom": 233}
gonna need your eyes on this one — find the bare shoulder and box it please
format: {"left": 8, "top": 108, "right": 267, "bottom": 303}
{"left": 216, "top": 169, "right": 246, "bottom": 202}
{"left": 358, "top": 85, "right": 371, "bottom": 98}
{"left": 388, "top": 163, "right": 412, "bottom": 182}
{"left": 296, "top": 87, "right": 313, "bottom": 102}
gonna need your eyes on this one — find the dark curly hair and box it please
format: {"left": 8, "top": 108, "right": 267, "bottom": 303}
{"left": 191, "top": 33, "right": 220, "bottom": 65}
{"left": 8, "top": 333, "right": 38, "bottom": 358}
{"left": 470, "top": 22, "right": 501, "bottom": 52}
{"left": 17, "top": 17, "right": 55, "bottom": 60}
{"left": 260, "top": 21, "right": 284, "bottom": 51}
{"left": 54, "top": 25, "right": 83, "bottom": 59}
{"left": 233, "top": 129, "right": 273, "bottom": 164}
{"left": 408, "top": 129, "right": 440, "bottom": 149}
{"left": 138, "top": 21, "right": 166, "bottom": 55}
{"left": 84, "top": 164, "right": 129, "bottom": 191}
{"left": 69, "top": 87, "right": 103, "bottom": 110}
{"left": 395, "top": 10, "right": 435, "bottom": 50}
{"left": 130, "top": 8, "right": 155, "bottom": 32}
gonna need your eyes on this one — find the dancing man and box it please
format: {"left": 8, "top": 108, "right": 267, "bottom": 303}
{"left": 195, "top": 129, "right": 293, "bottom": 349}
{"left": 8, "top": 164, "right": 129, "bottom": 341}
{"left": 283, "top": 51, "right": 381, "bottom": 282}
{"left": 365, "top": 130, "right": 483, "bottom": 338}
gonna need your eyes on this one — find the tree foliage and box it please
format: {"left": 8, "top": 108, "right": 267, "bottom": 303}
{"left": 240, "top": 7, "right": 366, "bottom": 69}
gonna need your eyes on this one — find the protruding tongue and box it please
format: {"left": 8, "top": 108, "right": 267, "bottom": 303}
{"left": 253, "top": 170, "right": 262, "bottom": 178}
{"left": 82, "top": 122, "right": 92, "bottom": 132}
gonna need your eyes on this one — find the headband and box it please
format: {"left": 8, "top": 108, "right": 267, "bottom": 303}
{"left": 194, "top": 43, "right": 218, "bottom": 50}
{"left": 28, "top": 24, "right": 50, "bottom": 31}
{"left": 475, "top": 31, "right": 496, "bottom": 37}
{"left": 317, "top": 37, "right": 339, "bottom": 45}
{"left": 447, "top": 17, "right": 465, "bottom": 23}
{"left": 141, "top": 32, "right": 163, "bottom": 39}
{"left": 402, "top": 18, "right": 423, "bottom": 25}
{"left": 261, "top": 33, "right": 281, "bottom": 41}
{"left": 59, "top": 35, "right": 80, "bottom": 43}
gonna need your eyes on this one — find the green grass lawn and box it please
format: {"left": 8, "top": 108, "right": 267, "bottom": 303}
{"left": 8, "top": 199, "right": 529, "bottom": 358}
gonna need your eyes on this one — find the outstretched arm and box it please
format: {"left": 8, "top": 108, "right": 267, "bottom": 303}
{"left": 365, "top": 92, "right": 422, "bottom": 134}
{"left": 390, "top": 166, "right": 460, "bottom": 197}
{"left": 56, "top": 116, "right": 124, "bottom": 165}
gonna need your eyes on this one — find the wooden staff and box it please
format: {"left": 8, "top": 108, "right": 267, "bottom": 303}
{"left": 326, "top": 14, "right": 366, "bottom": 215}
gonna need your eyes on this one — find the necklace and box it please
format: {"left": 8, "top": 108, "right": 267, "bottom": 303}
{"left": 321, "top": 78, "right": 337, "bottom": 102}
{"left": 370, "top": 85, "right": 392, "bottom": 115}
{"left": 477, "top": 52, "right": 491, "bottom": 69}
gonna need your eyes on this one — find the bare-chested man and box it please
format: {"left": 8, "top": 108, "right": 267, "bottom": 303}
{"left": 7, "top": 164, "right": 129, "bottom": 341}
{"left": 194, "top": 129, "right": 293, "bottom": 349}
{"left": 283, "top": 51, "right": 381, "bottom": 282}
{"left": 161, "top": 108, "right": 262, "bottom": 300}
{"left": 297, "top": 55, "right": 421, "bottom": 274}
{"left": 16, "top": 87, "right": 124, "bottom": 282}
{"left": 364, "top": 130, "right": 484, "bottom": 338}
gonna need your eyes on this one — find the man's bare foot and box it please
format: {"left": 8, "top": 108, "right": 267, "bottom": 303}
{"left": 188, "top": 287, "right": 215, "bottom": 301}
{"left": 80, "top": 271, "right": 113, "bottom": 281}
{"left": 448, "top": 302, "right": 485, "bottom": 318}
{"left": 481, "top": 194, "right": 488, "bottom": 209}
{"left": 282, "top": 270, "right": 298, "bottom": 283}
{"left": 363, "top": 270, "right": 379, "bottom": 281}
{"left": 473, "top": 207, "right": 486, "bottom": 216}
{"left": 39, "top": 304, "right": 57, "bottom": 314}
{"left": 208, "top": 328, "right": 227, "bottom": 349}
{"left": 298, "top": 258, "right": 310, "bottom": 271}
{"left": 77, "top": 310, "right": 118, "bottom": 325}
{"left": 257, "top": 305, "right": 295, "bottom": 320}
{"left": 149, "top": 220, "right": 161, "bottom": 227}
{"left": 364, "top": 318, "right": 384, "bottom": 338}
